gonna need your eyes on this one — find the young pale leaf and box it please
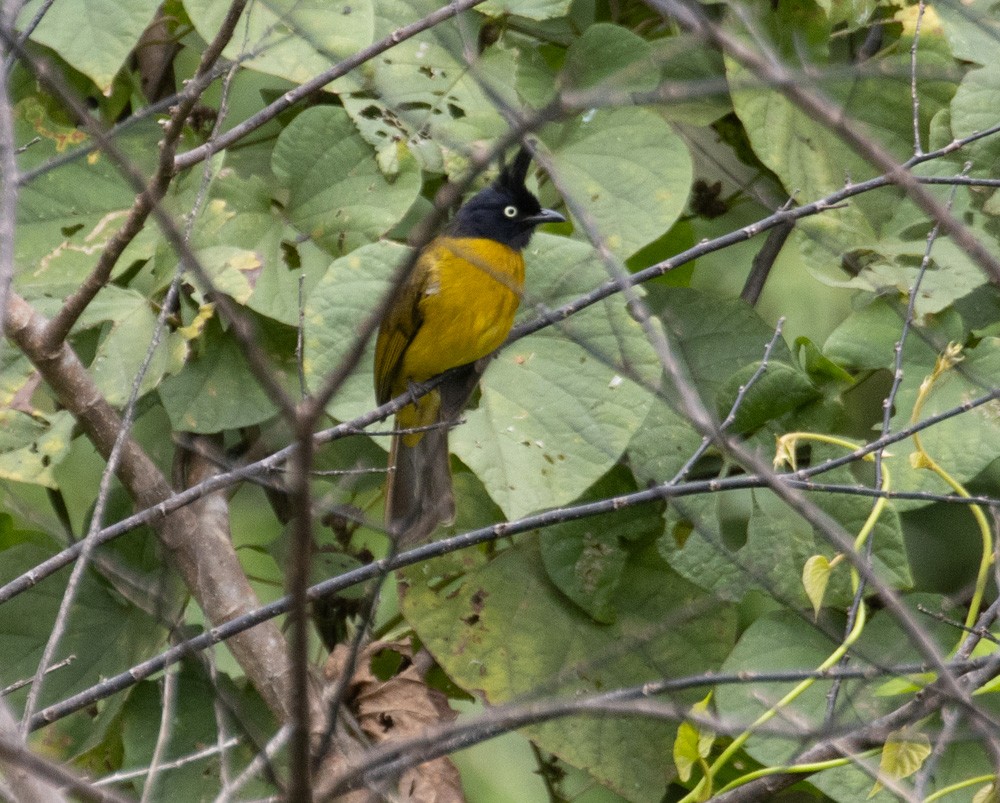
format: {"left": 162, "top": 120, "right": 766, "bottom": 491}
{"left": 673, "top": 721, "right": 701, "bottom": 782}
{"left": 869, "top": 729, "right": 931, "bottom": 798}
{"left": 802, "top": 554, "right": 833, "bottom": 619}
{"left": 973, "top": 783, "right": 1000, "bottom": 803}
{"left": 673, "top": 692, "right": 716, "bottom": 782}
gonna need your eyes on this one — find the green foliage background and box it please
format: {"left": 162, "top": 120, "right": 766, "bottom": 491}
{"left": 2, "top": 0, "right": 1000, "bottom": 800}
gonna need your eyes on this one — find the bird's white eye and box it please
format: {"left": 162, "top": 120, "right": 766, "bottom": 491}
{"left": 503, "top": 205, "right": 518, "bottom": 218}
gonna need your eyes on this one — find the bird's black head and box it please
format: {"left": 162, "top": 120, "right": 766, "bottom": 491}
{"left": 449, "top": 147, "right": 565, "bottom": 250}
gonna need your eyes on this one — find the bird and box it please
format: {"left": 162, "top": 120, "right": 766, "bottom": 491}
{"left": 374, "top": 146, "right": 565, "bottom": 544}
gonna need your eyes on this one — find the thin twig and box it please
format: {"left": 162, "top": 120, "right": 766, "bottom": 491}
{"left": 826, "top": 160, "right": 970, "bottom": 724}
{"left": 215, "top": 725, "right": 290, "bottom": 803}
{"left": 139, "top": 667, "right": 179, "bottom": 803}
{"left": 910, "top": 0, "right": 926, "bottom": 156}
{"left": 0, "top": 7, "right": 17, "bottom": 341}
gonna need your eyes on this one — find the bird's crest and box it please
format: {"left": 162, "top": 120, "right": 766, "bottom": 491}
{"left": 495, "top": 146, "right": 533, "bottom": 193}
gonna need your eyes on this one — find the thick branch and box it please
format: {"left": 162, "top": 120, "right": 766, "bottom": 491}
{"left": 3, "top": 291, "right": 305, "bottom": 727}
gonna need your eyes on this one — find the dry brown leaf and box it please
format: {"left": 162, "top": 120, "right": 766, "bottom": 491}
{"left": 325, "top": 641, "right": 465, "bottom": 803}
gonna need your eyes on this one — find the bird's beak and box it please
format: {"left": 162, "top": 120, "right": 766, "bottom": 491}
{"left": 524, "top": 208, "right": 566, "bottom": 225}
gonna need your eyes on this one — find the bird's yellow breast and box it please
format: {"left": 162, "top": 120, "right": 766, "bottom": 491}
{"left": 396, "top": 236, "right": 524, "bottom": 391}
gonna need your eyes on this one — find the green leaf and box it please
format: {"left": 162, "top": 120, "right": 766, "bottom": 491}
{"left": 157, "top": 323, "right": 280, "bottom": 432}
{"left": 539, "top": 467, "right": 663, "bottom": 624}
{"left": 627, "top": 400, "right": 704, "bottom": 487}
{"left": 725, "top": 4, "right": 875, "bottom": 260}
{"left": 0, "top": 349, "right": 37, "bottom": 410}
{"left": 402, "top": 539, "right": 736, "bottom": 800}
{"left": 15, "top": 101, "right": 160, "bottom": 298}
{"left": 188, "top": 173, "right": 331, "bottom": 326}
{"left": 796, "top": 336, "right": 855, "bottom": 384}
{"left": 936, "top": 0, "right": 1000, "bottom": 65}
{"left": 839, "top": 240, "right": 990, "bottom": 320}
{"left": 726, "top": 0, "right": 953, "bottom": 272}
{"left": 662, "top": 455, "right": 911, "bottom": 604}
{"left": 717, "top": 360, "right": 819, "bottom": 434}
{"left": 869, "top": 729, "right": 931, "bottom": 798}
{"left": 560, "top": 24, "right": 657, "bottom": 94}
{"left": 823, "top": 297, "right": 964, "bottom": 371}
{"left": 478, "top": 0, "right": 572, "bottom": 20}
{"left": 453, "top": 235, "right": 660, "bottom": 519}
{"left": 272, "top": 107, "right": 422, "bottom": 255}
{"left": 658, "top": 288, "right": 786, "bottom": 396}
{"left": 0, "top": 410, "right": 75, "bottom": 488}
{"left": 189, "top": 245, "right": 263, "bottom": 304}
{"left": 716, "top": 611, "right": 856, "bottom": 767}
{"left": 303, "top": 240, "right": 407, "bottom": 417}
{"left": 120, "top": 659, "right": 275, "bottom": 799}
{"left": 75, "top": 286, "right": 186, "bottom": 405}
{"left": 0, "top": 538, "right": 164, "bottom": 712}
{"left": 660, "top": 490, "right": 752, "bottom": 602}
{"left": 716, "top": 598, "right": 953, "bottom": 788}
{"left": 950, "top": 62, "right": 1000, "bottom": 169}
{"left": 183, "top": 0, "right": 374, "bottom": 85}
{"left": 654, "top": 36, "right": 731, "bottom": 125}
{"left": 338, "top": 0, "right": 520, "bottom": 170}
{"left": 547, "top": 106, "right": 692, "bottom": 258}
{"left": 19, "top": 0, "right": 160, "bottom": 92}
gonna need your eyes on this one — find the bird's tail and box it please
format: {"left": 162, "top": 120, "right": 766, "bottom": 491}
{"left": 384, "top": 364, "right": 483, "bottom": 545}
{"left": 385, "top": 421, "right": 455, "bottom": 545}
